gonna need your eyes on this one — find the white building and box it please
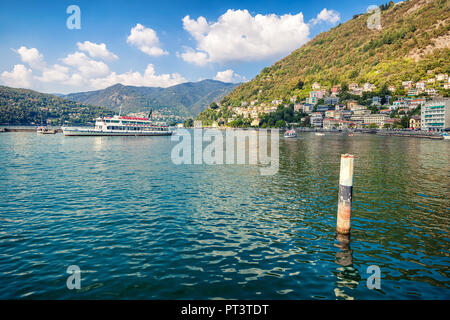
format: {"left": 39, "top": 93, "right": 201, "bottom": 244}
{"left": 310, "top": 112, "right": 323, "bottom": 128}
{"left": 426, "top": 88, "right": 437, "bottom": 95}
{"left": 271, "top": 99, "right": 283, "bottom": 105}
{"left": 421, "top": 99, "right": 450, "bottom": 131}
{"left": 415, "top": 81, "right": 426, "bottom": 91}
{"left": 363, "top": 114, "right": 390, "bottom": 127}
{"left": 363, "top": 83, "right": 376, "bottom": 92}
{"left": 436, "top": 74, "right": 448, "bottom": 82}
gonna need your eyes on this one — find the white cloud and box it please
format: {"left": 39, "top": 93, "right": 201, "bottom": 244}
{"left": 183, "top": 16, "right": 209, "bottom": 41}
{"left": 2, "top": 43, "right": 185, "bottom": 93}
{"left": 65, "top": 73, "right": 85, "bottom": 87}
{"left": 15, "top": 46, "right": 46, "bottom": 70}
{"left": 89, "top": 64, "right": 186, "bottom": 89}
{"left": 61, "top": 51, "right": 110, "bottom": 78}
{"left": 36, "top": 64, "right": 70, "bottom": 83}
{"left": 180, "top": 9, "right": 310, "bottom": 65}
{"left": 310, "top": 8, "right": 340, "bottom": 25}
{"left": 127, "top": 24, "right": 168, "bottom": 56}
{"left": 214, "top": 69, "right": 244, "bottom": 83}
{"left": 178, "top": 47, "right": 209, "bottom": 66}
{"left": 77, "top": 41, "right": 118, "bottom": 60}
{"left": 0, "top": 64, "right": 34, "bottom": 88}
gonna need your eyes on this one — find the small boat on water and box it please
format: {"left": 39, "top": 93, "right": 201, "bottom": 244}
{"left": 442, "top": 133, "right": 450, "bottom": 140}
{"left": 348, "top": 133, "right": 354, "bottom": 137}
{"left": 315, "top": 132, "right": 325, "bottom": 136}
{"left": 37, "top": 126, "right": 57, "bottom": 134}
{"left": 284, "top": 129, "right": 297, "bottom": 138}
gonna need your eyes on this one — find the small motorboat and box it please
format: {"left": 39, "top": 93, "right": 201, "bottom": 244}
{"left": 315, "top": 132, "right": 325, "bottom": 136}
{"left": 348, "top": 133, "right": 354, "bottom": 137}
{"left": 37, "top": 126, "right": 57, "bottom": 134}
{"left": 442, "top": 133, "right": 450, "bottom": 140}
{"left": 284, "top": 129, "right": 297, "bottom": 138}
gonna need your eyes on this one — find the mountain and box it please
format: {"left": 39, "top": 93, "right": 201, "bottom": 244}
{"left": 0, "top": 86, "right": 113, "bottom": 125}
{"left": 63, "top": 80, "right": 239, "bottom": 117}
{"left": 219, "top": 0, "right": 449, "bottom": 107}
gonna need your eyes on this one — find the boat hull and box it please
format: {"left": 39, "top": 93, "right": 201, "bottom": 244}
{"left": 62, "top": 128, "right": 173, "bottom": 136}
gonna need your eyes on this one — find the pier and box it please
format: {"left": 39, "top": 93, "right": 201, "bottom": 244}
{"left": 0, "top": 127, "right": 62, "bottom": 133}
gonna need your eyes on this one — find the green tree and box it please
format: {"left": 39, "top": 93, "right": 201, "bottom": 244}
{"left": 400, "top": 115, "right": 410, "bottom": 128}
{"left": 275, "top": 120, "right": 286, "bottom": 127}
{"left": 184, "top": 118, "right": 194, "bottom": 127}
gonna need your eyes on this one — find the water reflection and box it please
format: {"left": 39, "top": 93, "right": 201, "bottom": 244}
{"left": 334, "top": 233, "right": 361, "bottom": 300}
{"left": 0, "top": 132, "right": 449, "bottom": 299}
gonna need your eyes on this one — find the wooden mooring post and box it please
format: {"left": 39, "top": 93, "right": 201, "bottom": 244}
{"left": 337, "top": 154, "right": 354, "bottom": 235}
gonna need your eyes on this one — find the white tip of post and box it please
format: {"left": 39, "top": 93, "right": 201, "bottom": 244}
{"left": 339, "top": 154, "right": 354, "bottom": 187}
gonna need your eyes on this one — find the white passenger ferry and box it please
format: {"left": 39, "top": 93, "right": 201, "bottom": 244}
{"left": 62, "top": 115, "right": 173, "bottom": 136}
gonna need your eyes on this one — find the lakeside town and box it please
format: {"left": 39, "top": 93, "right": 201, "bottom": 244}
{"left": 195, "top": 72, "right": 450, "bottom": 133}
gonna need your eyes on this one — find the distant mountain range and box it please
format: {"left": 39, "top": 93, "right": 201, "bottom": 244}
{"left": 63, "top": 80, "right": 239, "bottom": 117}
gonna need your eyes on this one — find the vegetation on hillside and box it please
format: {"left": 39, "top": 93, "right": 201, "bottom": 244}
{"left": 0, "top": 86, "right": 113, "bottom": 125}
{"left": 219, "top": 0, "right": 450, "bottom": 107}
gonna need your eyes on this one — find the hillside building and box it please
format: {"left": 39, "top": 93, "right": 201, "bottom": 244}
{"left": 421, "top": 99, "right": 450, "bottom": 131}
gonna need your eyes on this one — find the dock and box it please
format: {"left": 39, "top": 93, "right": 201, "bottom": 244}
{"left": 0, "top": 127, "right": 63, "bottom": 133}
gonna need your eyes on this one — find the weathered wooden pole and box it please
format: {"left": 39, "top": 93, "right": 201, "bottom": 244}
{"left": 337, "top": 154, "right": 354, "bottom": 234}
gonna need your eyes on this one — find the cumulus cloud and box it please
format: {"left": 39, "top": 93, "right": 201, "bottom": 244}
{"left": 180, "top": 9, "right": 310, "bottom": 65}
{"left": 1, "top": 44, "right": 185, "bottom": 93}
{"left": 0, "top": 64, "right": 34, "bottom": 88}
{"left": 15, "top": 46, "right": 46, "bottom": 70}
{"left": 178, "top": 47, "right": 209, "bottom": 66}
{"left": 127, "top": 24, "right": 168, "bottom": 56}
{"left": 214, "top": 69, "right": 244, "bottom": 83}
{"left": 310, "top": 8, "right": 340, "bottom": 25}
{"left": 61, "top": 51, "right": 110, "bottom": 78}
{"left": 77, "top": 41, "right": 118, "bottom": 60}
{"left": 36, "top": 64, "right": 70, "bottom": 83}
{"left": 89, "top": 64, "right": 185, "bottom": 89}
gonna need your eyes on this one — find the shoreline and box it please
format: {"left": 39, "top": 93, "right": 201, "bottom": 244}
{"left": 186, "top": 127, "right": 445, "bottom": 140}
{"left": 0, "top": 126, "right": 445, "bottom": 140}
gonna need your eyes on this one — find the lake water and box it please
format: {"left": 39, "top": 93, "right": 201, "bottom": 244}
{"left": 0, "top": 131, "right": 449, "bottom": 299}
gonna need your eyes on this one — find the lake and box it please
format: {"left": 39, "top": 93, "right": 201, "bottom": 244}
{"left": 0, "top": 131, "right": 449, "bottom": 299}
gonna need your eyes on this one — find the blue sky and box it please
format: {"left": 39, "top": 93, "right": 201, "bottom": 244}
{"left": 0, "top": 0, "right": 386, "bottom": 93}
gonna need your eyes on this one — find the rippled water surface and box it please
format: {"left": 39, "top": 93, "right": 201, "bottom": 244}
{"left": 0, "top": 131, "right": 449, "bottom": 299}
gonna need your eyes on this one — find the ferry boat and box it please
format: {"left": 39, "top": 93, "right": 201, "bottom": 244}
{"left": 62, "top": 115, "right": 173, "bottom": 136}
{"left": 284, "top": 129, "right": 297, "bottom": 138}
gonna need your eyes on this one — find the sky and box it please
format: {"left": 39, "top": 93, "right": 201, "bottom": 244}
{"left": 0, "top": 0, "right": 386, "bottom": 94}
